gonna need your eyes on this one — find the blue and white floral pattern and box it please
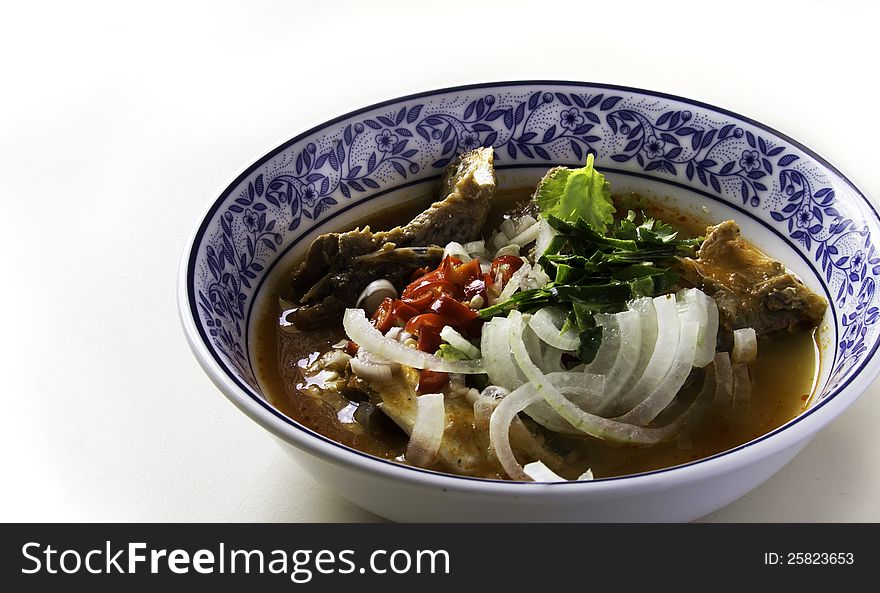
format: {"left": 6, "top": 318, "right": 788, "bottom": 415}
{"left": 188, "top": 82, "right": 878, "bottom": 402}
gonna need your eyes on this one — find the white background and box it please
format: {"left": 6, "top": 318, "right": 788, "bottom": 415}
{"left": 2, "top": 0, "right": 878, "bottom": 522}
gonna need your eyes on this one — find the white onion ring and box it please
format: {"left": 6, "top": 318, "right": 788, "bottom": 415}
{"left": 615, "top": 320, "right": 699, "bottom": 426}
{"left": 343, "top": 309, "right": 485, "bottom": 374}
{"left": 528, "top": 307, "right": 579, "bottom": 351}
{"left": 594, "top": 309, "right": 642, "bottom": 409}
{"left": 732, "top": 328, "right": 758, "bottom": 364}
{"left": 523, "top": 460, "right": 566, "bottom": 482}
{"left": 488, "top": 384, "right": 542, "bottom": 480}
{"left": 609, "top": 294, "right": 680, "bottom": 415}
{"left": 507, "top": 311, "right": 688, "bottom": 445}
{"left": 405, "top": 393, "right": 446, "bottom": 467}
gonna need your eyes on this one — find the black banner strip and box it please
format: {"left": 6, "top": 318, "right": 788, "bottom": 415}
{"left": 1, "top": 524, "right": 874, "bottom": 589}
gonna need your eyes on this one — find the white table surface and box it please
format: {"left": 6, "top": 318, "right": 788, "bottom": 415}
{"left": 2, "top": 0, "right": 878, "bottom": 522}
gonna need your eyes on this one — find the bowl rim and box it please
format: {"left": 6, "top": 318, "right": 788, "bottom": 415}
{"left": 178, "top": 79, "right": 880, "bottom": 493}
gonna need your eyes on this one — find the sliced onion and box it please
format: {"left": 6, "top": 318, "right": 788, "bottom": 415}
{"left": 524, "top": 401, "right": 578, "bottom": 434}
{"left": 616, "top": 297, "right": 658, "bottom": 398}
{"left": 523, "top": 460, "right": 566, "bottom": 482}
{"left": 698, "top": 292, "right": 720, "bottom": 367}
{"left": 349, "top": 357, "right": 393, "bottom": 383}
{"left": 615, "top": 320, "right": 699, "bottom": 425}
{"left": 507, "top": 220, "right": 541, "bottom": 247}
{"left": 610, "top": 294, "right": 680, "bottom": 414}
{"left": 320, "top": 349, "right": 352, "bottom": 371}
{"left": 480, "top": 316, "right": 527, "bottom": 391}
{"left": 343, "top": 309, "right": 485, "bottom": 374}
{"left": 357, "top": 348, "right": 399, "bottom": 369}
{"left": 507, "top": 311, "right": 688, "bottom": 445}
{"left": 491, "top": 230, "right": 509, "bottom": 253}
{"left": 528, "top": 307, "right": 580, "bottom": 351}
{"left": 524, "top": 372, "right": 607, "bottom": 434}
{"left": 677, "top": 288, "right": 713, "bottom": 368}
{"left": 540, "top": 345, "right": 567, "bottom": 373}
{"left": 583, "top": 314, "right": 620, "bottom": 374}
{"left": 705, "top": 293, "right": 720, "bottom": 349}
{"left": 439, "top": 325, "right": 481, "bottom": 360}
{"left": 405, "top": 393, "right": 446, "bottom": 467}
{"left": 498, "top": 261, "right": 532, "bottom": 301}
{"left": 500, "top": 214, "right": 537, "bottom": 240}
{"left": 732, "top": 328, "right": 757, "bottom": 364}
{"left": 488, "top": 383, "right": 543, "bottom": 480}
{"left": 443, "top": 241, "right": 472, "bottom": 262}
{"left": 356, "top": 279, "right": 397, "bottom": 316}
{"left": 733, "top": 363, "right": 752, "bottom": 408}
{"left": 545, "top": 371, "right": 605, "bottom": 392}
{"left": 534, "top": 217, "right": 557, "bottom": 260}
{"left": 499, "top": 217, "right": 519, "bottom": 240}
{"left": 594, "top": 309, "right": 642, "bottom": 409}
{"left": 462, "top": 240, "right": 487, "bottom": 259}
{"left": 494, "top": 244, "right": 522, "bottom": 258}
{"left": 449, "top": 373, "right": 467, "bottom": 392}
{"left": 522, "top": 321, "right": 545, "bottom": 367}
{"left": 473, "top": 387, "right": 506, "bottom": 435}
{"left": 522, "top": 264, "right": 551, "bottom": 290}
{"left": 546, "top": 372, "right": 607, "bottom": 409}
{"left": 472, "top": 394, "right": 497, "bottom": 431}
{"left": 481, "top": 385, "right": 510, "bottom": 400}
{"left": 697, "top": 361, "right": 718, "bottom": 409}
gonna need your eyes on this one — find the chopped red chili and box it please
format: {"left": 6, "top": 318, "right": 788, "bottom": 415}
{"left": 428, "top": 294, "right": 480, "bottom": 336}
{"left": 489, "top": 255, "right": 524, "bottom": 285}
{"left": 370, "top": 297, "right": 395, "bottom": 333}
{"left": 366, "top": 254, "right": 487, "bottom": 360}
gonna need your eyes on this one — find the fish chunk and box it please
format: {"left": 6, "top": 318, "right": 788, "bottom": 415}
{"left": 370, "top": 366, "right": 564, "bottom": 479}
{"left": 678, "top": 220, "right": 827, "bottom": 336}
{"left": 285, "top": 148, "right": 497, "bottom": 329}
{"left": 290, "top": 246, "right": 445, "bottom": 330}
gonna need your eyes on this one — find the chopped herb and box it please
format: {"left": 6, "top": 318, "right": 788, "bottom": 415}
{"left": 479, "top": 155, "right": 704, "bottom": 364}
{"left": 577, "top": 326, "right": 603, "bottom": 365}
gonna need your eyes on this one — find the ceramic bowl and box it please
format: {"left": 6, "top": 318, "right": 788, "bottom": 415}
{"left": 178, "top": 81, "right": 879, "bottom": 521}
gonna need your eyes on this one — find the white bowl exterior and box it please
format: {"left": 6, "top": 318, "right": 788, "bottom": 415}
{"left": 277, "top": 436, "right": 813, "bottom": 522}
{"left": 180, "top": 82, "right": 880, "bottom": 521}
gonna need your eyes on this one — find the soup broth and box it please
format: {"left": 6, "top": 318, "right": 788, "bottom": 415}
{"left": 254, "top": 187, "right": 819, "bottom": 480}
